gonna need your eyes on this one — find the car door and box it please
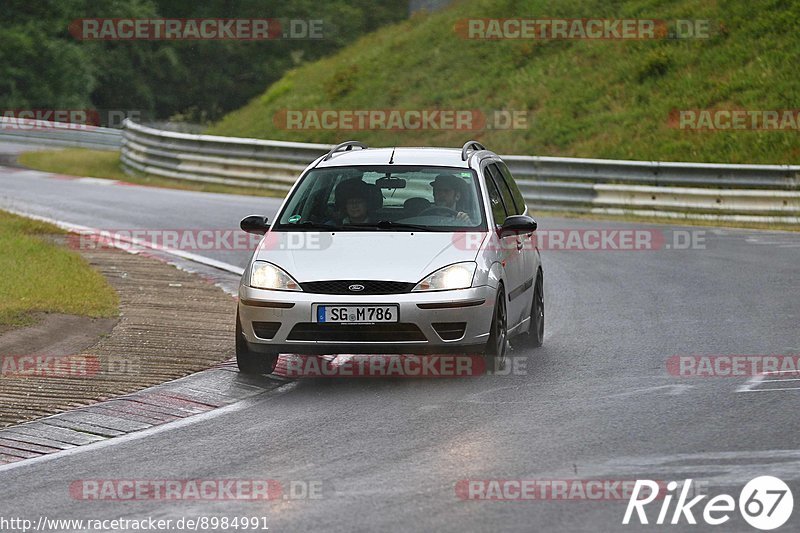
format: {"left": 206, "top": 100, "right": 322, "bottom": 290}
{"left": 483, "top": 162, "right": 527, "bottom": 329}
{"left": 496, "top": 161, "right": 537, "bottom": 328}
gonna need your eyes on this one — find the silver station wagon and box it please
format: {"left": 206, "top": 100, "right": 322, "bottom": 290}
{"left": 237, "top": 141, "right": 544, "bottom": 374}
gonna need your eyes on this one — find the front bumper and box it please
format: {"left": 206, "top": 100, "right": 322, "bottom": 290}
{"left": 238, "top": 285, "right": 496, "bottom": 355}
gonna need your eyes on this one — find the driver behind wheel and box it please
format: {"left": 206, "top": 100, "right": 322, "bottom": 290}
{"left": 430, "top": 173, "right": 473, "bottom": 224}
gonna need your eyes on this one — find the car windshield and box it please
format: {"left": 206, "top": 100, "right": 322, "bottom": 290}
{"left": 274, "top": 166, "right": 486, "bottom": 231}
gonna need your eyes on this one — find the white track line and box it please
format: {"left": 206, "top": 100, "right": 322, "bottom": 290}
{"left": 736, "top": 373, "right": 765, "bottom": 393}
{"left": 0, "top": 382, "right": 298, "bottom": 474}
{"left": 738, "top": 387, "right": 800, "bottom": 392}
{"left": 737, "top": 370, "right": 800, "bottom": 393}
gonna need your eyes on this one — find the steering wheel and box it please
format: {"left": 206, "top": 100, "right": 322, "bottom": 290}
{"left": 418, "top": 206, "right": 459, "bottom": 218}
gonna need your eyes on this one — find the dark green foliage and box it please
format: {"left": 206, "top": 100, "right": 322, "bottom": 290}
{"left": 0, "top": 0, "right": 407, "bottom": 123}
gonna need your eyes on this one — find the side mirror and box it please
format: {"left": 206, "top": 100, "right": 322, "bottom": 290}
{"left": 240, "top": 215, "right": 270, "bottom": 235}
{"left": 499, "top": 215, "right": 537, "bottom": 236}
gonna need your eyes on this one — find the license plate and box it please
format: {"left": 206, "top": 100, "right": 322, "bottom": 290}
{"left": 315, "top": 305, "right": 398, "bottom": 324}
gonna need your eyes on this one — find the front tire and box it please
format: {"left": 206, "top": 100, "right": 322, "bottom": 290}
{"left": 236, "top": 312, "right": 278, "bottom": 375}
{"left": 529, "top": 272, "right": 545, "bottom": 347}
{"left": 483, "top": 287, "right": 508, "bottom": 372}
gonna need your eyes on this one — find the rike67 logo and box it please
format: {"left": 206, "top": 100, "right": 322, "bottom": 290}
{"left": 623, "top": 476, "right": 793, "bottom": 530}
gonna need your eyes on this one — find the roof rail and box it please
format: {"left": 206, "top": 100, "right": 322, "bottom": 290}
{"left": 322, "top": 141, "right": 368, "bottom": 161}
{"left": 461, "top": 140, "right": 487, "bottom": 161}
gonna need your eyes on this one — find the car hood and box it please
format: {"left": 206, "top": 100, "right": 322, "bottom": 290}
{"left": 254, "top": 231, "right": 482, "bottom": 283}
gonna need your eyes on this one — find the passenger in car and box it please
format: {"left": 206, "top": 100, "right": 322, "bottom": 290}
{"left": 334, "top": 178, "right": 382, "bottom": 224}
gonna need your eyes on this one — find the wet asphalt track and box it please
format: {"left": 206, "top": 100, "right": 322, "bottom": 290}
{"left": 0, "top": 148, "right": 799, "bottom": 532}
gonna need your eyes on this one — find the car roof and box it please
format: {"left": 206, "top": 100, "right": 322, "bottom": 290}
{"left": 314, "top": 147, "right": 476, "bottom": 169}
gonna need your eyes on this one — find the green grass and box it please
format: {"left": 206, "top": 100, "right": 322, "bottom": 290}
{"left": 210, "top": 0, "right": 800, "bottom": 164}
{"left": 0, "top": 210, "right": 119, "bottom": 327}
{"left": 17, "top": 149, "right": 283, "bottom": 198}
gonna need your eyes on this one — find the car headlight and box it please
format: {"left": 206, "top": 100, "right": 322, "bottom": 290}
{"left": 250, "top": 261, "right": 302, "bottom": 291}
{"left": 413, "top": 262, "right": 477, "bottom": 292}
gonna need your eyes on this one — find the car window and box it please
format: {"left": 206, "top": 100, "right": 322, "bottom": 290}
{"left": 274, "top": 166, "right": 487, "bottom": 232}
{"left": 483, "top": 164, "right": 508, "bottom": 226}
{"left": 487, "top": 163, "right": 521, "bottom": 216}
{"left": 497, "top": 162, "right": 526, "bottom": 215}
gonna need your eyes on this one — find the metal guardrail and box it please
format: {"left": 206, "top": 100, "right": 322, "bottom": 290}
{"left": 504, "top": 156, "right": 800, "bottom": 190}
{"left": 7, "top": 117, "right": 794, "bottom": 224}
{"left": 510, "top": 157, "right": 800, "bottom": 223}
{"left": 121, "top": 120, "right": 329, "bottom": 192}
{"left": 0, "top": 117, "right": 122, "bottom": 150}
{"left": 1, "top": 114, "right": 795, "bottom": 223}
{"left": 120, "top": 120, "right": 800, "bottom": 224}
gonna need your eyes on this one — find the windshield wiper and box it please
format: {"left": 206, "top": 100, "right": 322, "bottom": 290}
{"left": 374, "top": 220, "right": 430, "bottom": 231}
{"left": 339, "top": 223, "right": 378, "bottom": 230}
{"left": 278, "top": 221, "right": 340, "bottom": 230}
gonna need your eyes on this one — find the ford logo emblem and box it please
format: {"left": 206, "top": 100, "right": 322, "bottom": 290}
{"left": 348, "top": 284, "right": 365, "bottom": 292}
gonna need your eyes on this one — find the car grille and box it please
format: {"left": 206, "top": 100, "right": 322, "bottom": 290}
{"left": 299, "top": 280, "right": 415, "bottom": 295}
{"left": 287, "top": 323, "right": 426, "bottom": 342}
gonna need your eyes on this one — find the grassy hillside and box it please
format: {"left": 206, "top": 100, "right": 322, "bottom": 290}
{"left": 210, "top": 0, "right": 800, "bottom": 164}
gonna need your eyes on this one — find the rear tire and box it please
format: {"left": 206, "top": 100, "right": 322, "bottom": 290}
{"left": 236, "top": 312, "right": 278, "bottom": 375}
{"left": 483, "top": 287, "right": 508, "bottom": 372}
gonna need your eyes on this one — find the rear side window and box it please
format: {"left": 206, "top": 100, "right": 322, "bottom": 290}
{"left": 497, "top": 162, "right": 526, "bottom": 215}
{"left": 483, "top": 166, "right": 507, "bottom": 225}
